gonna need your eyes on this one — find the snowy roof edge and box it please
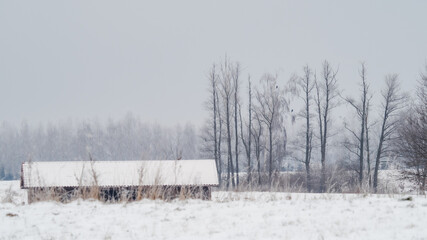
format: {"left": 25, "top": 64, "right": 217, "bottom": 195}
{"left": 21, "top": 159, "right": 219, "bottom": 188}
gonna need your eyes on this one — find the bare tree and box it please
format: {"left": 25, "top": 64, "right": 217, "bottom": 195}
{"left": 216, "top": 90, "right": 223, "bottom": 186}
{"left": 342, "top": 63, "right": 371, "bottom": 187}
{"left": 396, "top": 67, "right": 427, "bottom": 192}
{"left": 365, "top": 97, "right": 374, "bottom": 187}
{"left": 239, "top": 76, "right": 253, "bottom": 183}
{"left": 208, "top": 64, "right": 222, "bottom": 185}
{"left": 288, "top": 65, "right": 314, "bottom": 191}
{"left": 373, "top": 74, "right": 406, "bottom": 192}
{"left": 315, "top": 61, "right": 339, "bottom": 192}
{"left": 201, "top": 66, "right": 223, "bottom": 185}
{"left": 219, "top": 58, "right": 235, "bottom": 188}
{"left": 233, "top": 63, "right": 241, "bottom": 187}
{"left": 251, "top": 111, "right": 264, "bottom": 185}
{"left": 301, "top": 66, "right": 314, "bottom": 191}
{"left": 255, "top": 74, "right": 287, "bottom": 187}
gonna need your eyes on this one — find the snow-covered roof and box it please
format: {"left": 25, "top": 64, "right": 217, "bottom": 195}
{"left": 21, "top": 160, "right": 219, "bottom": 188}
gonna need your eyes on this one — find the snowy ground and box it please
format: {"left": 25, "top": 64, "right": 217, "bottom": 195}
{"left": 1, "top": 181, "right": 426, "bottom": 240}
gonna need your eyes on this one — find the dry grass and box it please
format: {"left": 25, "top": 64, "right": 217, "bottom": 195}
{"left": 1, "top": 185, "right": 18, "bottom": 204}
{"left": 25, "top": 161, "right": 211, "bottom": 204}
{"left": 219, "top": 166, "right": 408, "bottom": 195}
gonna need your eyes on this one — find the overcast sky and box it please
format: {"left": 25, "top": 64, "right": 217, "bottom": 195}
{"left": 1, "top": 1, "right": 426, "bottom": 127}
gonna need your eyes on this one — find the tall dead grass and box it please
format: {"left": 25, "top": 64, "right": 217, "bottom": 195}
{"left": 219, "top": 164, "right": 407, "bottom": 194}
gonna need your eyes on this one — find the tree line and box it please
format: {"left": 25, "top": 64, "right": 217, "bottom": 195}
{"left": 0, "top": 113, "right": 198, "bottom": 180}
{"left": 201, "top": 57, "right": 427, "bottom": 193}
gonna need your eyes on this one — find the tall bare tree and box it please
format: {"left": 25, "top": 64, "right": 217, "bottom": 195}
{"left": 289, "top": 65, "right": 314, "bottom": 191}
{"left": 301, "top": 66, "right": 314, "bottom": 192}
{"left": 343, "top": 63, "right": 371, "bottom": 187}
{"left": 233, "top": 63, "right": 241, "bottom": 187}
{"left": 373, "top": 74, "right": 406, "bottom": 192}
{"left": 216, "top": 91, "right": 223, "bottom": 186}
{"left": 239, "top": 76, "right": 253, "bottom": 183}
{"left": 396, "top": 69, "right": 427, "bottom": 191}
{"left": 219, "top": 58, "right": 235, "bottom": 188}
{"left": 251, "top": 111, "right": 263, "bottom": 185}
{"left": 365, "top": 97, "right": 373, "bottom": 187}
{"left": 208, "top": 64, "right": 220, "bottom": 184}
{"left": 255, "top": 74, "right": 287, "bottom": 187}
{"left": 202, "top": 64, "right": 223, "bottom": 186}
{"left": 315, "top": 61, "right": 339, "bottom": 192}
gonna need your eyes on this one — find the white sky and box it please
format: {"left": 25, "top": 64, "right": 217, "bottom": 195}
{"left": 1, "top": 1, "right": 426, "bottom": 127}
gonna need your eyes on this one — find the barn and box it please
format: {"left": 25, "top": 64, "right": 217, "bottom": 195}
{"left": 20, "top": 159, "right": 219, "bottom": 203}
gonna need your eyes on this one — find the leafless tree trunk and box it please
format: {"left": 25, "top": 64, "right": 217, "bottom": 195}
{"left": 255, "top": 74, "right": 286, "bottom": 188}
{"left": 252, "top": 111, "right": 263, "bottom": 185}
{"left": 219, "top": 58, "right": 235, "bottom": 189}
{"left": 216, "top": 91, "right": 223, "bottom": 186}
{"left": 239, "top": 77, "right": 253, "bottom": 183}
{"left": 289, "top": 65, "right": 314, "bottom": 191}
{"left": 247, "top": 78, "right": 252, "bottom": 182}
{"left": 233, "top": 63, "right": 241, "bottom": 187}
{"left": 209, "top": 64, "right": 221, "bottom": 185}
{"left": 396, "top": 68, "right": 426, "bottom": 192}
{"left": 343, "top": 63, "right": 370, "bottom": 187}
{"left": 373, "top": 74, "right": 406, "bottom": 192}
{"left": 365, "top": 98, "right": 373, "bottom": 188}
{"left": 315, "top": 61, "right": 339, "bottom": 192}
{"left": 302, "top": 66, "right": 314, "bottom": 192}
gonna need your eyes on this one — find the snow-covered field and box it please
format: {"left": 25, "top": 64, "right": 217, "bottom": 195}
{"left": 1, "top": 181, "right": 426, "bottom": 240}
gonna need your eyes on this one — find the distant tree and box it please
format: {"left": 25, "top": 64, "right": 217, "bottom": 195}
{"left": 232, "top": 63, "right": 241, "bottom": 187}
{"left": 208, "top": 64, "right": 221, "bottom": 185}
{"left": 219, "top": 58, "right": 236, "bottom": 188}
{"left": 169, "top": 124, "right": 184, "bottom": 160}
{"left": 343, "top": 63, "right": 371, "bottom": 187}
{"left": 365, "top": 97, "right": 374, "bottom": 187}
{"left": 396, "top": 67, "right": 427, "bottom": 192}
{"left": 216, "top": 91, "right": 224, "bottom": 186}
{"left": 0, "top": 163, "right": 5, "bottom": 180}
{"left": 373, "top": 74, "right": 406, "bottom": 192}
{"left": 239, "top": 76, "right": 253, "bottom": 183}
{"left": 315, "top": 61, "right": 339, "bottom": 192}
{"left": 4, "top": 170, "right": 14, "bottom": 181}
{"left": 184, "top": 124, "right": 198, "bottom": 157}
{"left": 202, "top": 64, "right": 224, "bottom": 185}
{"left": 289, "top": 65, "right": 315, "bottom": 191}
{"left": 255, "top": 73, "right": 287, "bottom": 187}
{"left": 251, "top": 111, "right": 264, "bottom": 185}
{"left": 0, "top": 115, "right": 201, "bottom": 179}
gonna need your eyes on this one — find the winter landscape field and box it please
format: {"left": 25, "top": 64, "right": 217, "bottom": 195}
{"left": 1, "top": 180, "right": 426, "bottom": 240}
{"left": 1, "top": 1, "right": 427, "bottom": 240}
